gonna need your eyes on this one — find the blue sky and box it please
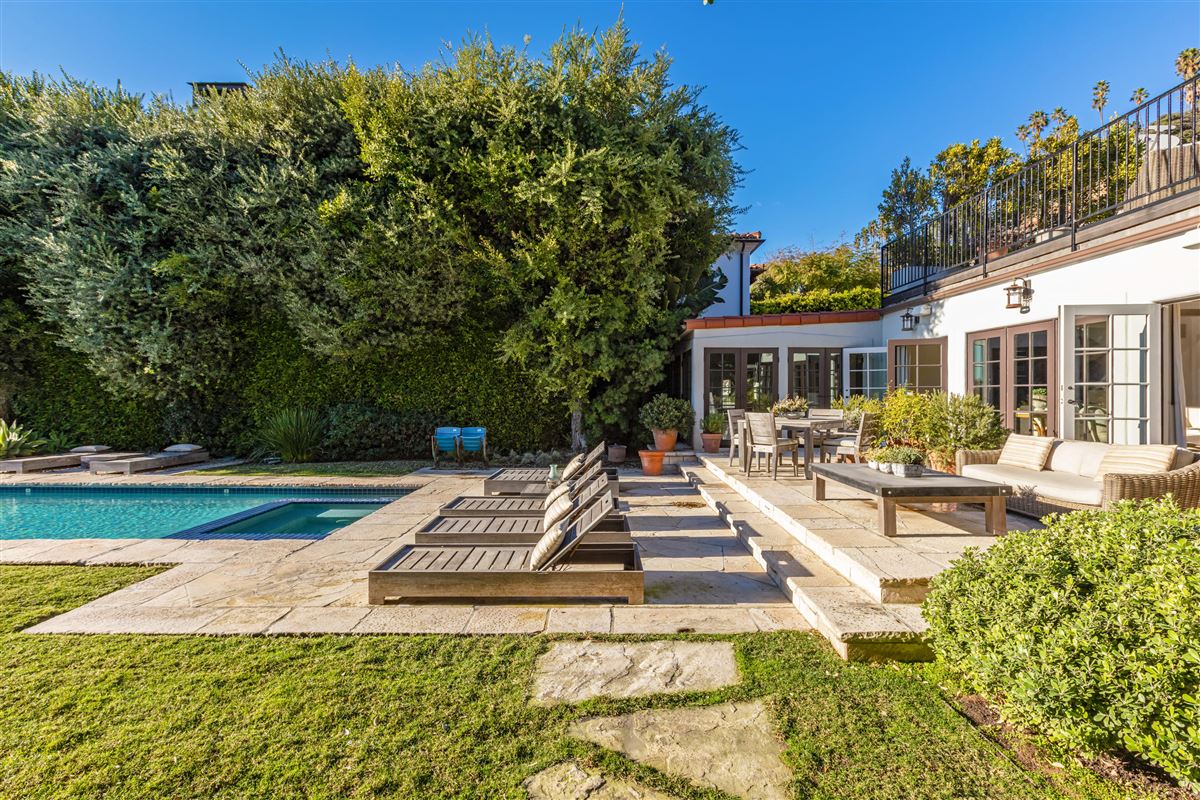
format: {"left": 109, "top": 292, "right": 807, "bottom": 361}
{"left": 2, "top": 0, "right": 1196, "bottom": 258}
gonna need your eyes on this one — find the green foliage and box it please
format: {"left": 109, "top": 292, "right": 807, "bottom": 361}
{"left": 750, "top": 244, "right": 879, "bottom": 299}
{"left": 40, "top": 431, "right": 74, "bottom": 454}
{"left": 929, "top": 138, "right": 1021, "bottom": 210}
{"left": 700, "top": 411, "right": 725, "bottom": 435}
{"left": 771, "top": 395, "right": 809, "bottom": 415}
{"left": 832, "top": 394, "right": 884, "bottom": 434}
{"left": 924, "top": 498, "right": 1200, "bottom": 787}
{"left": 876, "top": 156, "right": 937, "bottom": 240}
{"left": 256, "top": 408, "right": 325, "bottom": 463}
{"left": 637, "top": 393, "right": 694, "bottom": 433}
{"left": 0, "top": 418, "right": 45, "bottom": 458}
{"left": 878, "top": 388, "right": 937, "bottom": 448}
{"left": 322, "top": 404, "right": 446, "bottom": 461}
{"left": 750, "top": 286, "right": 881, "bottom": 315}
{"left": 921, "top": 391, "right": 1009, "bottom": 460}
{"left": 871, "top": 445, "right": 924, "bottom": 465}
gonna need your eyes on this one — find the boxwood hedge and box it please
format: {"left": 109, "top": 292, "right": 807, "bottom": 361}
{"left": 922, "top": 498, "right": 1200, "bottom": 787}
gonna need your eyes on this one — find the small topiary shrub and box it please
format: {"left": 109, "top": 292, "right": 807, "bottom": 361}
{"left": 637, "top": 394, "right": 694, "bottom": 434}
{"left": 322, "top": 404, "right": 447, "bottom": 461}
{"left": 923, "top": 498, "right": 1200, "bottom": 787}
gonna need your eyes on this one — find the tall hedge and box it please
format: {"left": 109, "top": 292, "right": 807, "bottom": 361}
{"left": 0, "top": 25, "right": 739, "bottom": 453}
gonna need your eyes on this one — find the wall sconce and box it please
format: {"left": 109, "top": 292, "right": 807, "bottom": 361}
{"left": 901, "top": 309, "right": 918, "bottom": 331}
{"left": 1004, "top": 278, "right": 1032, "bottom": 313}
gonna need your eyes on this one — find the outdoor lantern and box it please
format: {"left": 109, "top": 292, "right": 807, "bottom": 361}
{"left": 900, "top": 309, "right": 918, "bottom": 331}
{"left": 1005, "top": 278, "right": 1032, "bottom": 313}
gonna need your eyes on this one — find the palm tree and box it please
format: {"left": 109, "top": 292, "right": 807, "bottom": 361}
{"left": 1178, "top": 48, "right": 1200, "bottom": 106}
{"left": 1051, "top": 107, "right": 1069, "bottom": 125}
{"left": 1092, "top": 80, "right": 1110, "bottom": 123}
{"left": 1130, "top": 87, "right": 1148, "bottom": 106}
{"left": 1029, "top": 110, "right": 1049, "bottom": 142}
{"left": 1015, "top": 124, "right": 1030, "bottom": 157}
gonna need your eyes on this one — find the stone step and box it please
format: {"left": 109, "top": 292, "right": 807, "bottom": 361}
{"left": 693, "top": 457, "right": 941, "bottom": 604}
{"left": 685, "top": 466, "right": 930, "bottom": 662}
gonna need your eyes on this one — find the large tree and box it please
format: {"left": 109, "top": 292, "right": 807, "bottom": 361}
{"left": 750, "top": 243, "right": 878, "bottom": 299}
{"left": 929, "top": 138, "right": 1021, "bottom": 210}
{"left": 876, "top": 156, "right": 936, "bottom": 241}
{"left": 342, "top": 24, "right": 740, "bottom": 445}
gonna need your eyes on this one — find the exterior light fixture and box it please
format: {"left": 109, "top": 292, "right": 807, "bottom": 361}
{"left": 901, "top": 309, "right": 918, "bottom": 331}
{"left": 1005, "top": 278, "right": 1032, "bottom": 313}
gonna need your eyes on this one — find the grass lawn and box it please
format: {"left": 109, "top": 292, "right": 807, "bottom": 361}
{"left": 0, "top": 566, "right": 1164, "bottom": 800}
{"left": 203, "top": 460, "right": 426, "bottom": 478}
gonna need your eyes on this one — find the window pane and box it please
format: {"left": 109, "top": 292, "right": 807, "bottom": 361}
{"left": 917, "top": 366, "right": 941, "bottom": 389}
{"left": 917, "top": 344, "right": 940, "bottom": 364}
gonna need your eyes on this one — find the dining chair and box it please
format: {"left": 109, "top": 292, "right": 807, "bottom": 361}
{"left": 726, "top": 409, "right": 746, "bottom": 467}
{"left": 819, "top": 412, "right": 878, "bottom": 463}
{"left": 744, "top": 411, "right": 799, "bottom": 479}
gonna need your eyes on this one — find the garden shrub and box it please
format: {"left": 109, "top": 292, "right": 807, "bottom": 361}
{"left": 922, "top": 391, "right": 1008, "bottom": 465}
{"left": 257, "top": 408, "right": 326, "bottom": 463}
{"left": 749, "top": 286, "right": 881, "bottom": 315}
{"left": 322, "top": 404, "right": 447, "bottom": 461}
{"left": 878, "top": 388, "right": 937, "bottom": 448}
{"left": 923, "top": 498, "right": 1200, "bottom": 787}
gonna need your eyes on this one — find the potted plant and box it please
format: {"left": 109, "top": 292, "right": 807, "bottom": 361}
{"left": 864, "top": 446, "right": 884, "bottom": 471}
{"left": 923, "top": 392, "right": 1008, "bottom": 474}
{"left": 607, "top": 443, "right": 627, "bottom": 463}
{"left": 638, "top": 394, "right": 694, "bottom": 453}
{"left": 771, "top": 395, "right": 809, "bottom": 419}
{"left": 700, "top": 412, "right": 725, "bottom": 453}
{"left": 885, "top": 445, "right": 926, "bottom": 478}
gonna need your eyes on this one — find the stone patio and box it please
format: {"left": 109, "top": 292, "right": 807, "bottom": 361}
{"left": 4, "top": 469, "right": 810, "bottom": 635}
{"left": 532, "top": 640, "right": 738, "bottom": 704}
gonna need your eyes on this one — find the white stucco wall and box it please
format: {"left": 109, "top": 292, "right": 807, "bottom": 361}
{"left": 701, "top": 246, "right": 754, "bottom": 318}
{"left": 879, "top": 228, "right": 1200, "bottom": 396}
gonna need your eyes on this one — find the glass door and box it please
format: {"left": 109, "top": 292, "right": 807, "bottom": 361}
{"left": 703, "top": 348, "right": 779, "bottom": 417}
{"left": 967, "top": 321, "right": 1057, "bottom": 435}
{"left": 704, "top": 350, "right": 738, "bottom": 419}
{"left": 743, "top": 350, "right": 778, "bottom": 411}
{"left": 843, "top": 348, "right": 887, "bottom": 400}
{"left": 788, "top": 348, "right": 842, "bottom": 407}
{"left": 1062, "top": 305, "right": 1161, "bottom": 443}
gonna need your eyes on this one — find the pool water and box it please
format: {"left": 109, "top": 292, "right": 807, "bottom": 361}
{"left": 0, "top": 487, "right": 409, "bottom": 540}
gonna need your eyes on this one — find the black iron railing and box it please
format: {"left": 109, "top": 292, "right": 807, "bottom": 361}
{"left": 881, "top": 76, "right": 1199, "bottom": 301}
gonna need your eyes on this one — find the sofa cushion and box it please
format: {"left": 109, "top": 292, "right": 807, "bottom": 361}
{"left": 1045, "top": 440, "right": 1111, "bottom": 478}
{"left": 1093, "top": 445, "right": 1178, "bottom": 482}
{"left": 997, "top": 435, "right": 1054, "bottom": 471}
{"left": 961, "top": 463, "right": 1103, "bottom": 507}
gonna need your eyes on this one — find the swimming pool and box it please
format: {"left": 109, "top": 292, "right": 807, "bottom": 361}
{"left": 0, "top": 486, "right": 410, "bottom": 540}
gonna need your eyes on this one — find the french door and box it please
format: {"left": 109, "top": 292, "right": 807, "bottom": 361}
{"left": 1062, "top": 305, "right": 1161, "bottom": 444}
{"left": 703, "top": 349, "right": 779, "bottom": 419}
{"left": 787, "top": 348, "right": 842, "bottom": 407}
{"left": 967, "top": 321, "right": 1057, "bottom": 436}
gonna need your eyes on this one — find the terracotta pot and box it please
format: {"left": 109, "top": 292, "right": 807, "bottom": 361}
{"left": 927, "top": 451, "right": 956, "bottom": 474}
{"left": 651, "top": 428, "right": 678, "bottom": 452}
{"left": 607, "top": 444, "right": 627, "bottom": 463}
{"left": 638, "top": 449, "right": 665, "bottom": 476}
{"left": 700, "top": 433, "right": 722, "bottom": 453}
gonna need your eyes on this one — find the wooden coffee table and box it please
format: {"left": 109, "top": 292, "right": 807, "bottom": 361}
{"left": 809, "top": 463, "right": 1012, "bottom": 537}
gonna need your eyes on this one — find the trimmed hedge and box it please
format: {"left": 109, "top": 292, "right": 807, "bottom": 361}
{"left": 749, "top": 286, "right": 881, "bottom": 315}
{"left": 11, "top": 322, "right": 568, "bottom": 455}
{"left": 923, "top": 498, "right": 1200, "bottom": 787}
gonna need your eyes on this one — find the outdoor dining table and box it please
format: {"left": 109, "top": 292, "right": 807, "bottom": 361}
{"left": 736, "top": 416, "right": 845, "bottom": 480}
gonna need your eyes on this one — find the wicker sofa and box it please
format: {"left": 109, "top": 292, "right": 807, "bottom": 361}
{"left": 957, "top": 440, "right": 1200, "bottom": 517}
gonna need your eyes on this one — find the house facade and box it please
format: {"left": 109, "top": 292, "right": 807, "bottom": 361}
{"left": 676, "top": 78, "right": 1200, "bottom": 450}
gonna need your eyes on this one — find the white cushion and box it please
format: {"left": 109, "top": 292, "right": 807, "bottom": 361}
{"left": 996, "top": 435, "right": 1053, "bottom": 471}
{"left": 530, "top": 521, "right": 567, "bottom": 570}
{"left": 961, "top": 463, "right": 1102, "bottom": 507}
{"left": 560, "top": 452, "right": 585, "bottom": 481}
{"left": 541, "top": 481, "right": 571, "bottom": 510}
{"left": 1093, "top": 445, "right": 1178, "bottom": 482}
{"left": 70, "top": 445, "right": 111, "bottom": 454}
{"left": 1044, "top": 441, "right": 1111, "bottom": 478}
{"left": 163, "top": 443, "right": 204, "bottom": 453}
{"left": 541, "top": 494, "right": 574, "bottom": 532}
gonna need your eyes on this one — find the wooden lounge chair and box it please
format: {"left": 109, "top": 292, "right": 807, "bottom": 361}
{"left": 417, "top": 473, "right": 627, "bottom": 545}
{"left": 89, "top": 445, "right": 209, "bottom": 475}
{"left": 481, "top": 442, "right": 617, "bottom": 497}
{"left": 0, "top": 445, "right": 129, "bottom": 474}
{"left": 439, "top": 461, "right": 602, "bottom": 517}
{"left": 369, "top": 492, "right": 642, "bottom": 604}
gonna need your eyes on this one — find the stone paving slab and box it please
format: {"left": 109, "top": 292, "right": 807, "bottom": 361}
{"left": 353, "top": 605, "right": 474, "bottom": 634}
{"left": 525, "top": 761, "right": 677, "bottom": 800}
{"left": 610, "top": 606, "right": 761, "bottom": 634}
{"left": 266, "top": 606, "right": 370, "bottom": 634}
{"left": 532, "top": 641, "right": 738, "bottom": 704}
{"left": 570, "top": 700, "right": 791, "bottom": 800}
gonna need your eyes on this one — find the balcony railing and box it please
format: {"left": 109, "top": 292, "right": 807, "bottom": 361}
{"left": 881, "top": 76, "right": 1199, "bottom": 301}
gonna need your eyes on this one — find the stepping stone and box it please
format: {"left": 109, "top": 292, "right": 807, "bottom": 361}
{"left": 532, "top": 641, "right": 737, "bottom": 704}
{"left": 524, "top": 761, "right": 675, "bottom": 799}
{"left": 570, "top": 700, "right": 791, "bottom": 800}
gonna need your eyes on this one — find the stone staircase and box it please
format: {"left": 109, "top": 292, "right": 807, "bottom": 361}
{"left": 682, "top": 464, "right": 932, "bottom": 661}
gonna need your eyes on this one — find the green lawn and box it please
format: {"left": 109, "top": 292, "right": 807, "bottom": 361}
{"left": 0, "top": 566, "right": 1162, "bottom": 799}
{"left": 203, "top": 460, "right": 426, "bottom": 477}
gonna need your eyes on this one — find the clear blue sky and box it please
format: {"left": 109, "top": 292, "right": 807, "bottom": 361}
{"left": 2, "top": 0, "right": 1196, "bottom": 259}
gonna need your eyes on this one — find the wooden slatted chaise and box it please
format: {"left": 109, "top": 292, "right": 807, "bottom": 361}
{"left": 368, "top": 492, "right": 642, "bottom": 604}
{"left": 481, "top": 442, "right": 619, "bottom": 497}
{"left": 439, "top": 461, "right": 602, "bottom": 517}
{"left": 416, "top": 472, "right": 628, "bottom": 545}
{"left": 0, "top": 446, "right": 139, "bottom": 474}
{"left": 89, "top": 445, "right": 209, "bottom": 475}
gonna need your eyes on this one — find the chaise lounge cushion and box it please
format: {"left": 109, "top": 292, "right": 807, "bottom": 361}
{"left": 163, "top": 443, "right": 204, "bottom": 453}
{"left": 560, "top": 452, "right": 585, "bottom": 481}
{"left": 530, "top": 521, "right": 567, "bottom": 570}
{"left": 1092, "top": 445, "right": 1178, "bottom": 482}
{"left": 70, "top": 445, "right": 111, "bottom": 454}
{"left": 996, "top": 435, "right": 1054, "bottom": 471}
{"left": 541, "top": 481, "right": 572, "bottom": 509}
{"left": 960, "top": 463, "right": 1103, "bottom": 507}
{"left": 541, "top": 494, "right": 574, "bottom": 532}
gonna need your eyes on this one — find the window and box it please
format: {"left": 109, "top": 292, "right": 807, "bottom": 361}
{"left": 1063, "top": 306, "right": 1159, "bottom": 444}
{"left": 703, "top": 348, "right": 780, "bottom": 418}
{"left": 844, "top": 348, "right": 887, "bottom": 400}
{"left": 788, "top": 348, "right": 842, "bottom": 407}
{"left": 888, "top": 337, "right": 946, "bottom": 393}
{"left": 966, "top": 321, "right": 1057, "bottom": 436}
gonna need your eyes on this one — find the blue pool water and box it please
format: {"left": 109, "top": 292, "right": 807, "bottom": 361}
{"left": 0, "top": 486, "right": 409, "bottom": 540}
